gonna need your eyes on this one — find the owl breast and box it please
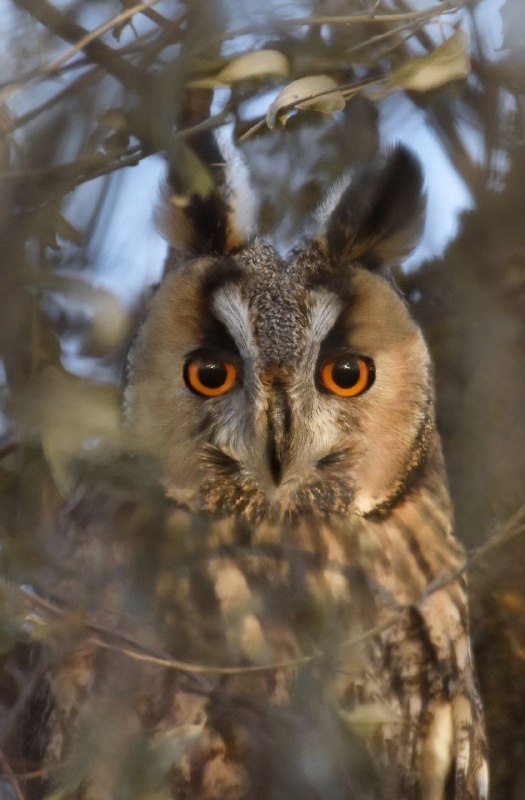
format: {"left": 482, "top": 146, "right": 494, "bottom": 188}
{"left": 7, "top": 140, "right": 487, "bottom": 800}
{"left": 125, "top": 140, "right": 488, "bottom": 799}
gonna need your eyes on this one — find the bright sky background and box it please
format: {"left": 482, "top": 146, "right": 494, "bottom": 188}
{"left": 0, "top": 0, "right": 510, "bottom": 383}
{"left": 61, "top": 0, "right": 507, "bottom": 301}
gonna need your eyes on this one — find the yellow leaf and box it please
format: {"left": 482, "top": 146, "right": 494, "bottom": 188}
{"left": 217, "top": 49, "right": 289, "bottom": 83}
{"left": 266, "top": 75, "right": 346, "bottom": 129}
{"left": 36, "top": 367, "right": 121, "bottom": 494}
{"left": 38, "top": 272, "right": 130, "bottom": 355}
{"left": 151, "top": 710, "right": 206, "bottom": 771}
{"left": 340, "top": 702, "right": 399, "bottom": 728}
{"left": 383, "top": 28, "right": 470, "bottom": 95}
{"left": 188, "top": 50, "right": 289, "bottom": 88}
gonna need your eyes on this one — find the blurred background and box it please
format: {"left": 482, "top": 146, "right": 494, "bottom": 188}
{"left": 0, "top": 0, "right": 524, "bottom": 797}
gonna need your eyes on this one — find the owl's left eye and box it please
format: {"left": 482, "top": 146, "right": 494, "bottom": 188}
{"left": 184, "top": 356, "right": 237, "bottom": 397}
{"left": 319, "top": 355, "right": 375, "bottom": 397}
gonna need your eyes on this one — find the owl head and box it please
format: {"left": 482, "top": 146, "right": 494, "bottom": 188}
{"left": 127, "top": 135, "right": 433, "bottom": 522}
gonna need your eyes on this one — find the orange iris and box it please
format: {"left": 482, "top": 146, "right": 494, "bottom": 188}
{"left": 320, "top": 356, "right": 373, "bottom": 397}
{"left": 185, "top": 358, "right": 237, "bottom": 397}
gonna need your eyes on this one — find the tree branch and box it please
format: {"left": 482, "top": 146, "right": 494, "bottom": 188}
{"left": 13, "top": 0, "right": 150, "bottom": 95}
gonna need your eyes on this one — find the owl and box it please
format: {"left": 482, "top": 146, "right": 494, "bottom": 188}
{"left": 3, "top": 135, "right": 487, "bottom": 800}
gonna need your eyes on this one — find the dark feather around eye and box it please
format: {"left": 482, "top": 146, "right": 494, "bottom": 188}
{"left": 316, "top": 449, "right": 350, "bottom": 470}
{"left": 201, "top": 444, "right": 241, "bottom": 477}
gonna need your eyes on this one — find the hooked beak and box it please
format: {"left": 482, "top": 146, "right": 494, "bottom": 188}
{"left": 266, "top": 383, "right": 291, "bottom": 487}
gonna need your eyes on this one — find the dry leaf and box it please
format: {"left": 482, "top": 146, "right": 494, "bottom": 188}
{"left": 340, "top": 701, "right": 399, "bottom": 728}
{"left": 380, "top": 28, "right": 470, "bottom": 96}
{"left": 266, "top": 75, "right": 346, "bottom": 129}
{"left": 173, "top": 144, "right": 216, "bottom": 198}
{"left": 217, "top": 49, "right": 289, "bottom": 83}
{"left": 39, "top": 273, "right": 130, "bottom": 356}
{"left": 151, "top": 711, "right": 207, "bottom": 772}
{"left": 188, "top": 50, "right": 289, "bottom": 89}
{"left": 35, "top": 366, "right": 121, "bottom": 494}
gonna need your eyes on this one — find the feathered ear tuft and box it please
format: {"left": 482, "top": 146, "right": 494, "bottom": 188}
{"left": 157, "top": 130, "right": 258, "bottom": 269}
{"left": 321, "top": 146, "right": 426, "bottom": 270}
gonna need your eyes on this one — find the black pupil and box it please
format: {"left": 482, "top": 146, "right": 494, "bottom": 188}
{"left": 198, "top": 361, "right": 227, "bottom": 389}
{"left": 332, "top": 359, "right": 361, "bottom": 388}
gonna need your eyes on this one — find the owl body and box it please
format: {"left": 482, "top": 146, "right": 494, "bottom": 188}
{"left": 6, "top": 141, "right": 487, "bottom": 800}
{"left": 125, "top": 141, "right": 487, "bottom": 798}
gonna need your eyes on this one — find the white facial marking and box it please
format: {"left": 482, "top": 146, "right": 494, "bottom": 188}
{"left": 307, "top": 290, "right": 343, "bottom": 344}
{"left": 212, "top": 286, "right": 257, "bottom": 360}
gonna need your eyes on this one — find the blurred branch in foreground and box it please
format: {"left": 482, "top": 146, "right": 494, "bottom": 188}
{"left": 0, "top": 1, "right": 524, "bottom": 799}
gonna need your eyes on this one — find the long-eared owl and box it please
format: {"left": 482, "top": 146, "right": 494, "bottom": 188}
{"left": 4, "top": 133, "right": 488, "bottom": 800}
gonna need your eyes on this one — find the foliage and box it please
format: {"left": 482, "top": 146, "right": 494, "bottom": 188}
{"left": 0, "top": 0, "right": 524, "bottom": 798}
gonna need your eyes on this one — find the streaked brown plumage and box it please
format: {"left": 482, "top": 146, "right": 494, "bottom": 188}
{"left": 3, "top": 136, "right": 487, "bottom": 800}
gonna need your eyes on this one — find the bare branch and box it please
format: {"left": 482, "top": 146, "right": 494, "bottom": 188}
{"left": 275, "top": 2, "right": 468, "bottom": 27}
{"left": 41, "top": 0, "right": 166, "bottom": 77}
{"left": 20, "top": 585, "right": 401, "bottom": 676}
{"left": 18, "top": 502, "right": 525, "bottom": 678}
{"left": 0, "top": 145, "right": 144, "bottom": 211}
{"left": 1, "top": 0, "right": 166, "bottom": 103}
{"left": 0, "top": 750, "right": 26, "bottom": 800}
{"left": 216, "top": 1, "right": 472, "bottom": 45}
{"left": 238, "top": 76, "right": 381, "bottom": 142}
{"left": 13, "top": 0, "right": 152, "bottom": 95}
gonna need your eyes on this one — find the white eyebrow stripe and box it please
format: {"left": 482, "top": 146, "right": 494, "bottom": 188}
{"left": 212, "top": 285, "right": 258, "bottom": 359}
{"left": 315, "top": 172, "right": 353, "bottom": 228}
{"left": 307, "top": 291, "right": 343, "bottom": 343}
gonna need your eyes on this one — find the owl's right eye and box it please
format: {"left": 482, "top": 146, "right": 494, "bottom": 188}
{"left": 319, "top": 354, "right": 375, "bottom": 397}
{"left": 184, "top": 356, "right": 237, "bottom": 397}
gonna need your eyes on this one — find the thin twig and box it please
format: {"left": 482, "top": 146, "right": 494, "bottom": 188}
{"left": 177, "top": 106, "right": 232, "bottom": 140}
{"left": 238, "top": 77, "right": 381, "bottom": 142}
{"left": 275, "top": 4, "right": 464, "bottom": 26}
{"left": 44, "top": 0, "right": 165, "bottom": 76}
{"left": 0, "top": 145, "right": 143, "bottom": 188}
{"left": 1, "top": 0, "right": 165, "bottom": 103}
{"left": 20, "top": 585, "right": 400, "bottom": 676}
{"left": 89, "top": 616, "right": 401, "bottom": 675}
{"left": 5, "top": 67, "right": 100, "bottom": 134}
{"left": 18, "top": 504, "right": 525, "bottom": 678}
{"left": 237, "top": 117, "right": 267, "bottom": 143}
{"left": 13, "top": 768, "right": 49, "bottom": 782}
{"left": 216, "top": 1, "right": 470, "bottom": 44}
{"left": 0, "top": 750, "right": 26, "bottom": 800}
{"left": 421, "top": 503, "right": 525, "bottom": 600}
{"left": 471, "top": 502, "right": 525, "bottom": 562}
{"left": 344, "top": 19, "right": 420, "bottom": 58}
{"left": 0, "top": 21, "right": 174, "bottom": 96}
{"left": 12, "top": 0, "right": 151, "bottom": 95}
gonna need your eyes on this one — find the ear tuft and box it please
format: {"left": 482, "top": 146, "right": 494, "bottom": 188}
{"left": 323, "top": 146, "right": 426, "bottom": 270}
{"left": 214, "top": 128, "right": 259, "bottom": 252}
{"left": 157, "top": 130, "right": 258, "bottom": 268}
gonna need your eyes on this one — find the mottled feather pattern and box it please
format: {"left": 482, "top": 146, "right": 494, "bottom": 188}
{"left": 16, "top": 465, "right": 485, "bottom": 800}
{"left": 2, "top": 139, "right": 488, "bottom": 800}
